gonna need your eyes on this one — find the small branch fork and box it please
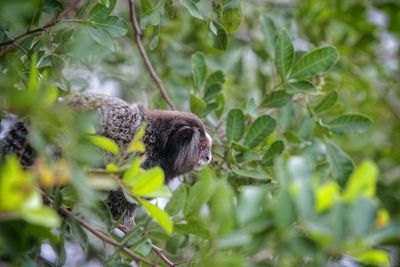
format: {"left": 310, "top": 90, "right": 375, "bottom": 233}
{"left": 0, "top": 0, "right": 82, "bottom": 57}
{"left": 127, "top": 0, "right": 176, "bottom": 110}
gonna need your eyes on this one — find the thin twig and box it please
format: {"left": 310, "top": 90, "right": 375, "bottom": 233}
{"left": 54, "top": 202, "right": 161, "bottom": 267}
{"left": 127, "top": 0, "right": 176, "bottom": 110}
{"left": 151, "top": 245, "right": 176, "bottom": 267}
{"left": 0, "top": 0, "right": 82, "bottom": 56}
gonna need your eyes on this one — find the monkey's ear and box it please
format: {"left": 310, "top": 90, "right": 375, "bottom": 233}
{"left": 176, "top": 125, "right": 195, "bottom": 139}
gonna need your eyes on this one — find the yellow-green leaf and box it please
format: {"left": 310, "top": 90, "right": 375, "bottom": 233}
{"left": 131, "top": 167, "right": 164, "bottom": 196}
{"left": 140, "top": 199, "right": 173, "bottom": 234}
{"left": 88, "top": 135, "right": 120, "bottom": 155}
{"left": 127, "top": 124, "right": 147, "bottom": 153}
{"left": 354, "top": 249, "right": 390, "bottom": 266}
{"left": 343, "top": 160, "right": 378, "bottom": 202}
{"left": 315, "top": 182, "right": 339, "bottom": 212}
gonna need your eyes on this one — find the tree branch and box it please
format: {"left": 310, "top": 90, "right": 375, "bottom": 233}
{"left": 127, "top": 0, "right": 176, "bottom": 110}
{"left": 0, "top": 0, "right": 82, "bottom": 56}
{"left": 56, "top": 204, "right": 161, "bottom": 267}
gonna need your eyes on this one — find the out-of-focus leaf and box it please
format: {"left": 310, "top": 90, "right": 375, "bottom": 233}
{"left": 141, "top": 1, "right": 165, "bottom": 27}
{"left": 178, "top": 0, "right": 204, "bottom": 20}
{"left": 315, "top": 183, "right": 339, "bottom": 212}
{"left": 192, "top": 52, "right": 207, "bottom": 91}
{"left": 261, "top": 15, "right": 277, "bottom": 56}
{"left": 184, "top": 168, "right": 216, "bottom": 218}
{"left": 232, "top": 168, "right": 269, "bottom": 180}
{"left": 244, "top": 115, "right": 276, "bottom": 148}
{"left": 204, "top": 83, "right": 223, "bottom": 102}
{"left": 21, "top": 207, "right": 61, "bottom": 228}
{"left": 291, "top": 46, "right": 339, "bottom": 78}
{"left": 140, "top": 199, "right": 173, "bottom": 234}
{"left": 343, "top": 160, "right": 378, "bottom": 202}
{"left": 327, "top": 114, "right": 372, "bottom": 134}
{"left": 354, "top": 249, "right": 390, "bottom": 266}
{"left": 130, "top": 167, "right": 164, "bottom": 196}
{"left": 264, "top": 140, "right": 285, "bottom": 165}
{"left": 42, "top": 0, "right": 64, "bottom": 17}
{"left": 127, "top": 124, "right": 146, "bottom": 153}
{"left": 226, "top": 109, "right": 245, "bottom": 143}
{"left": 165, "top": 184, "right": 188, "bottom": 216}
{"left": 274, "top": 29, "right": 294, "bottom": 80}
{"left": 326, "top": 142, "right": 354, "bottom": 185}
{"left": 88, "top": 135, "right": 120, "bottom": 155}
{"left": 205, "top": 70, "right": 225, "bottom": 89}
{"left": 222, "top": 3, "right": 243, "bottom": 33}
{"left": 190, "top": 94, "right": 206, "bottom": 114}
{"left": 91, "top": 16, "right": 128, "bottom": 38}
{"left": 209, "top": 21, "right": 228, "bottom": 50}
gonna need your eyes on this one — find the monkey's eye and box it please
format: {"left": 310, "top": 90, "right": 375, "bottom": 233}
{"left": 200, "top": 144, "right": 207, "bottom": 151}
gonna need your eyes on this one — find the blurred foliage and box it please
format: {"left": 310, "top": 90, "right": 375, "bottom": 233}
{"left": 1, "top": 0, "right": 400, "bottom": 266}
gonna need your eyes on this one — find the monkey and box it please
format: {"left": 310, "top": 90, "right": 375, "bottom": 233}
{"left": 0, "top": 92, "right": 212, "bottom": 227}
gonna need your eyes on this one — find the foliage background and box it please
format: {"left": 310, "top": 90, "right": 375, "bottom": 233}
{"left": 0, "top": 0, "right": 400, "bottom": 266}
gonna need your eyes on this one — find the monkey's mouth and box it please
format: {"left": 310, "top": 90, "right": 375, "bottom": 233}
{"left": 194, "top": 156, "right": 212, "bottom": 170}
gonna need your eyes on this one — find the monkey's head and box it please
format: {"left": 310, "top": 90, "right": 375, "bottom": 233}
{"left": 147, "top": 110, "right": 212, "bottom": 180}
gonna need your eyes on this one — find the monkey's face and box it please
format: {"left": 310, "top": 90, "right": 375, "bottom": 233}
{"left": 195, "top": 132, "right": 212, "bottom": 170}
{"left": 162, "top": 117, "right": 212, "bottom": 179}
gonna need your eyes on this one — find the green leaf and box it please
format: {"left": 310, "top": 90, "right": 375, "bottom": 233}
{"left": 184, "top": 169, "right": 216, "bottom": 218}
{"left": 204, "top": 83, "right": 223, "bottom": 102}
{"left": 178, "top": 0, "right": 204, "bottom": 20}
{"left": 130, "top": 167, "right": 164, "bottom": 196}
{"left": 205, "top": 70, "right": 225, "bottom": 89}
{"left": 262, "top": 90, "right": 292, "bottom": 108}
{"left": 327, "top": 114, "right": 372, "bottom": 134}
{"left": 326, "top": 142, "right": 354, "bottom": 185}
{"left": 209, "top": 21, "right": 228, "bottom": 50}
{"left": 274, "top": 29, "right": 294, "bottom": 80}
{"left": 291, "top": 46, "right": 339, "bottom": 79}
{"left": 226, "top": 109, "right": 245, "bottom": 143}
{"left": 21, "top": 207, "right": 61, "bottom": 228}
{"left": 141, "top": 0, "right": 165, "bottom": 28}
{"left": 285, "top": 80, "right": 317, "bottom": 94}
{"left": 145, "top": 185, "right": 172, "bottom": 198}
{"left": 86, "top": 26, "right": 115, "bottom": 51}
{"left": 222, "top": 4, "right": 243, "bottom": 33}
{"left": 191, "top": 52, "right": 207, "bottom": 91}
{"left": 264, "top": 140, "right": 285, "bottom": 165}
{"left": 42, "top": 0, "right": 64, "bottom": 17}
{"left": 88, "top": 135, "right": 120, "bottom": 155}
{"left": 244, "top": 115, "right": 277, "bottom": 148}
{"left": 190, "top": 94, "right": 206, "bottom": 114}
{"left": 314, "top": 91, "right": 338, "bottom": 113}
{"left": 210, "top": 181, "right": 235, "bottom": 235}
{"left": 165, "top": 184, "right": 188, "bottom": 216}
{"left": 92, "top": 16, "right": 128, "bottom": 38}
{"left": 343, "top": 160, "right": 378, "bottom": 202}
{"left": 232, "top": 168, "right": 269, "bottom": 180}
{"left": 123, "top": 157, "right": 143, "bottom": 185}
{"left": 261, "top": 15, "right": 277, "bottom": 56}
{"left": 140, "top": 199, "right": 173, "bottom": 234}
{"left": 275, "top": 189, "right": 295, "bottom": 230}
{"left": 88, "top": 2, "right": 116, "bottom": 21}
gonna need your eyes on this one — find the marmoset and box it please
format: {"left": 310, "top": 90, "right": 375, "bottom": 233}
{"left": 1, "top": 92, "right": 212, "bottom": 226}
